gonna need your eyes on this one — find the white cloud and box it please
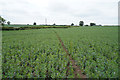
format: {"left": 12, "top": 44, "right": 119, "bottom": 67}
{"left": 0, "top": 0, "right": 119, "bottom": 25}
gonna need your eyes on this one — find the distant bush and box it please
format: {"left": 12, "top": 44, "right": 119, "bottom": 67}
{"left": 90, "top": 23, "right": 96, "bottom": 26}
{"left": 33, "top": 22, "right": 36, "bottom": 25}
{"left": 84, "top": 25, "right": 89, "bottom": 26}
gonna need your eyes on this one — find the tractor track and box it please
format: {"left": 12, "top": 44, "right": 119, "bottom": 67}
{"left": 53, "top": 30, "right": 87, "bottom": 78}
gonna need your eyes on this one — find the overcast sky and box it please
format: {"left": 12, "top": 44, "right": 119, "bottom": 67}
{"left": 0, "top": 0, "right": 119, "bottom": 25}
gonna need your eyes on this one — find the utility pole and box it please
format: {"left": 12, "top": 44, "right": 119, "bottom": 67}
{"left": 45, "top": 18, "right": 47, "bottom": 25}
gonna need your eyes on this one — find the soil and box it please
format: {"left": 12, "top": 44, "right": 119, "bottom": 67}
{"left": 54, "top": 30, "right": 87, "bottom": 78}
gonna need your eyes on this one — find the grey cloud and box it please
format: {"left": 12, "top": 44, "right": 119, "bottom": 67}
{"left": 0, "top": 0, "right": 118, "bottom": 25}
{"left": 48, "top": 2, "right": 70, "bottom": 14}
{"left": 72, "top": 9, "right": 103, "bottom": 18}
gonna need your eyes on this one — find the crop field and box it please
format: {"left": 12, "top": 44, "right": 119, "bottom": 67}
{"left": 2, "top": 26, "right": 118, "bottom": 78}
{"left": 0, "top": 30, "right": 2, "bottom": 79}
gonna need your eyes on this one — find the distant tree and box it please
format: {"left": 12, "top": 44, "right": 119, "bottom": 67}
{"left": 7, "top": 21, "right": 10, "bottom": 25}
{"left": 33, "top": 22, "right": 36, "bottom": 25}
{"left": 0, "top": 16, "right": 6, "bottom": 26}
{"left": 79, "top": 21, "right": 84, "bottom": 26}
{"left": 71, "top": 23, "right": 74, "bottom": 26}
{"left": 90, "top": 23, "right": 96, "bottom": 26}
{"left": 53, "top": 23, "right": 56, "bottom": 26}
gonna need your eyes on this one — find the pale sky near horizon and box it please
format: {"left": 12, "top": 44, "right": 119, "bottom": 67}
{"left": 0, "top": 0, "right": 119, "bottom": 25}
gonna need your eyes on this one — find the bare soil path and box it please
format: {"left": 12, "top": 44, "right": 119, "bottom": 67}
{"left": 53, "top": 30, "right": 87, "bottom": 78}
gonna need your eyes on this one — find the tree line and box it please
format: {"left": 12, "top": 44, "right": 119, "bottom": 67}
{"left": 71, "top": 21, "right": 96, "bottom": 26}
{"left": 0, "top": 16, "right": 98, "bottom": 26}
{"left": 33, "top": 21, "right": 97, "bottom": 26}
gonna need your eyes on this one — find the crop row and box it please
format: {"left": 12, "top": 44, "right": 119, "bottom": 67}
{"left": 2, "top": 29, "right": 76, "bottom": 78}
{"left": 56, "top": 27, "right": 118, "bottom": 78}
{"left": 2, "top": 27, "right": 119, "bottom": 78}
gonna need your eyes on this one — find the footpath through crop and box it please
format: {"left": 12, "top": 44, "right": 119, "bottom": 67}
{"left": 53, "top": 30, "right": 87, "bottom": 78}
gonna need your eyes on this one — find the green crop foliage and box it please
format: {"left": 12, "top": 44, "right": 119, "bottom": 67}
{"left": 55, "top": 27, "right": 118, "bottom": 78}
{"left": 0, "top": 30, "right": 2, "bottom": 79}
{"left": 2, "top": 26, "right": 118, "bottom": 78}
{"left": 2, "top": 29, "right": 74, "bottom": 78}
